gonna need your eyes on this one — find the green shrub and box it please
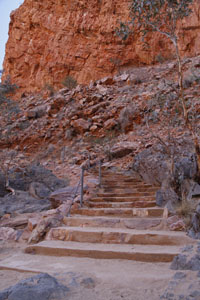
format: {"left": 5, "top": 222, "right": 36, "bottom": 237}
{"left": 0, "top": 76, "right": 18, "bottom": 96}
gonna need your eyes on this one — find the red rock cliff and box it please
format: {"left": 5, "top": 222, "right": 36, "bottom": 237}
{"left": 2, "top": 0, "right": 200, "bottom": 94}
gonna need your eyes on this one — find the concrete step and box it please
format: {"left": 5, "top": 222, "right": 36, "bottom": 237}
{"left": 72, "top": 207, "right": 164, "bottom": 218}
{"left": 63, "top": 215, "right": 166, "bottom": 230}
{"left": 91, "top": 196, "right": 156, "bottom": 202}
{"left": 84, "top": 200, "right": 157, "bottom": 208}
{"left": 25, "top": 240, "right": 181, "bottom": 262}
{"left": 47, "top": 226, "right": 193, "bottom": 246}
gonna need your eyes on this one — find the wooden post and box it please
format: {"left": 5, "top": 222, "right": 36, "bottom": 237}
{"left": 99, "top": 160, "right": 102, "bottom": 188}
{"left": 80, "top": 166, "right": 84, "bottom": 207}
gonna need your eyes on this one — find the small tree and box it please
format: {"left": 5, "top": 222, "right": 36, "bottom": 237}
{"left": 117, "top": 0, "right": 200, "bottom": 175}
{"left": 62, "top": 75, "right": 77, "bottom": 90}
{"left": 0, "top": 149, "right": 18, "bottom": 195}
{"left": 116, "top": 0, "right": 193, "bottom": 122}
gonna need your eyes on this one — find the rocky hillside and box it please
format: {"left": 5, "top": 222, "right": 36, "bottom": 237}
{"left": 2, "top": 0, "right": 200, "bottom": 95}
{"left": 1, "top": 57, "right": 200, "bottom": 231}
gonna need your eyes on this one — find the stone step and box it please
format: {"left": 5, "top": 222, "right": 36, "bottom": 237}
{"left": 25, "top": 240, "right": 181, "bottom": 262}
{"left": 47, "top": 226, "right": 193, "bottom": 246}
{"left": 100, "top": 187, "right": 155, "bottom": 191}
{"left": 96, "top": 192, "right": 155, "bottom": 198}
{"left": 101, "top": 179, "right": 143, "bottom": 183}
{"left": 91, "top": 196, "right": 156, "bottom": 202}
{"left": 100, "top": 176, "right": 141, "bottom": 181}
{"left": 0, "top": 252, "right": 176, "bottom": 280}
{"left": 100, "top": 187, "right": 158, "bottom": 193}
{"left": 63, "top": 215, "right": 166, "bottom": 230}
{"left": 72, "top": 207, "right": 164, "bottom": 218}
{"left": 101, "top": 177, "right": 140, "bottom": 180}
{"left": 84, "top": 200, "right": 157, "bottom": 208}
{"left": 101, "top": 182, "right": 146, "bottom": 187}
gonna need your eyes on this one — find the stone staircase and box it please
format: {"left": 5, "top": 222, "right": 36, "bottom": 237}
{"left": 25, "top": 171, "right": 194, "bottom": 262}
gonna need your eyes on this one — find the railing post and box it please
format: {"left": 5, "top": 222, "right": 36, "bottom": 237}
{"left": 80, "top": 166, "right": 84, "bottom": 207}
{"left": 99, "top": 160, "right": 102, "bottom": 188}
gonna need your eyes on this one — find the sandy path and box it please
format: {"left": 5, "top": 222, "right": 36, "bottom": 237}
{"left": 0, "top": 240, "right": 177, "bottom": 300}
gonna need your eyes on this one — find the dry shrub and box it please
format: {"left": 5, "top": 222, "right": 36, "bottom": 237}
{"left": 62, "top": 75, "right": 77, "bottom": 90}
{"left": 175, "top": 199, "right": 197, "bottom": 228}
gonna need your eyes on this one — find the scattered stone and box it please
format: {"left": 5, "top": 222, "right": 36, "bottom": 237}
{"left": 173, "top": 272, "right": 186, "bottom": 280}
{"left": 104, "top": 118, "right": 117, "bottom": 130}
{"left": 71, "top": 118, "right": 90, "bottom": 134}
{"left": 182, "top": 245, "right": 194, "bottom": 253}
{"left": 169, "top": 219, "right": 185, "bottom": 231}
{"left": 80, "top": 277, "right": 96, "bottom": 289}
{"left": 0, "top": 227, "right": 17, "bottom": 241}
{"left": 99, "top": 77, "right": 114, "bottom": 85}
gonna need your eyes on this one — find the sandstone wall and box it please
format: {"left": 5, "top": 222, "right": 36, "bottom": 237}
{"left": 2, "top": 0, "right": 200, "bottom": 94}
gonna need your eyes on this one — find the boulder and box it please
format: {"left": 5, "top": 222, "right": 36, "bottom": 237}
{"left": 171, "top": 253, "right": 200, "bottom": 271}
{"left": 99, "top": 76, "right": 114, "bottom": 85}
{"left": 156, "top": 188, "right": 180, "bottom": 212}
{"left": 29, "top": 182, "right": 50, "bottom": 199}
{"left": 9, "top": 163, "right": 67, "bottom": 192}
{"left": 107, "top": 142, "right": 137, "bottom": 160}
{"left": 0, "top": 227, "right": 17, "bottom": 241}
{"left": 26, "top": 105, "right": 47, "bottom": 119}
{"left": 171, "top": 243, "right": 200, "bottom": 271}
{"left": 132, "top": 146, "right": 169, "bottom": 185}
{"left": 174, "top": 154, "right": 197, "bottom": 181}
{"left": 0, "top": 190, "right": 51, "bottom": 216}
{"left": 188, "top": 203, "right": 200, "bottom": 239}
{"left": 160, "top": 243, "right": 200, "bottom": 299}
{"left": 50, "top": 186, "right": 80, "bottom": 208}
{"left": 0, "top": 273, "right": 69, "bottom": 300}
{"left": 133, "top": 145, "right": 198, "bottom": 186}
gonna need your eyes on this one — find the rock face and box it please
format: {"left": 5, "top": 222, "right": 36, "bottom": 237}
{"left": 2, "top": 0, "right": 200, "bottom": 95}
